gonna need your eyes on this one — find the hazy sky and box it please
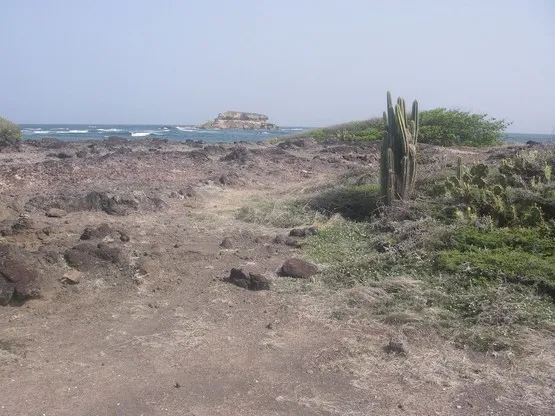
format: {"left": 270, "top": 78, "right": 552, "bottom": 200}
{"left": 1, "top": 0, "right": 554, "bottom": 132}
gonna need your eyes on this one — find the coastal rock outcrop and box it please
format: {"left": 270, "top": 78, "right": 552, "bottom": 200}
{"left": 198, "top": 111, "right": 278, "bottom": 130}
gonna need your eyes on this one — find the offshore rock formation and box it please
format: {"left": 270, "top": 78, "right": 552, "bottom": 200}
{"left": 198, "top": 111, "right": 279, "bottom": 130}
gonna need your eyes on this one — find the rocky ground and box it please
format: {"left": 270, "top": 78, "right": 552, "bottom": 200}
{"left": 0, "top": 137, "right": 552, "bottom": 415}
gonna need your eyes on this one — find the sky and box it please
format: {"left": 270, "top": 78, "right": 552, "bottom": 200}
{"left": 1, "top": 0, "right": 554, "bottom": 132}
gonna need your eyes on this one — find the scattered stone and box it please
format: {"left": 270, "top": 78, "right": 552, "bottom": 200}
{"left": 0, "top": 278, "right": 15, "bottom": 306}
{"left": 284, "top": 237, "right": 302, "bottom": 248}
{"left": 11, "top": 217, "right": 35, "bottom": 234}
{"left": 228, "top": 268, "right": 250, "bottom": 289}
{"left": 220, "top": 146, "right": 250, "bottom": 164}
{"left": 0, "top": 258, "right": 41, "bottom": 303}
{"left": 80, "top": 224, "right": 129, "bottom": 242}
{"left": 273, "top": 235, "right": 286, "bottom": 245}
{"left": 279, "top": 258, "right": 318, "bottom": 279}
{"left": 227, "top": 268, "right": 270, "bottom": 291}
{"left": 46, "top": 208, "right": 67, "bottom": 218}
{"left": 289, "top": 227, "right": 318, "bottom": 237}
{"left": 219, "top": 172, "right": 243, "bottom": 186}
{"left": 220, "top": 237, "right": 233, "bottom": 249}
{"left": 178, "top": 186, "right": 199, "bottom": 198}
{"left": 249, "top": 273, "right": 270, "bottom": 291}
{"left": 266, "top": 322, "right": 273, "bottom": 330}
{"left": 384, "top": 338, "right": 407, "bottom": 356}
{"left": 64, "top": 248, "right": 102, "bottom": 271}
{"left": 61, "top": 269, "right": 82, "bottom": 284}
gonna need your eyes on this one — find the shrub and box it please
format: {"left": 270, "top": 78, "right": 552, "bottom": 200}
{"left": 419, "top": 108, "right": 510, "bottom": 147}
{"left": 285, "top": 118, "right": 384, "bottom": 142}
{"left": 0, "top": 117, "right": 22, "bottom": 147}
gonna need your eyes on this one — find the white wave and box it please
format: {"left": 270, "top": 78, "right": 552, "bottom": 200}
{"left": 262, "top": 132, "right": 269, "bottom": 134}
{"left": 97, "top": 128, "right": 124, "bottom": 132}
{"left": 176, "top": 126, "right": 197, "bottom": 132}
{"left": 55, "top": 130, "right": 88, "bottom": 134}
{"left": 131, "top": 131, "right": 152, "bottom": 137}
{"left": 283, "top": 128, "right": 305, "bottom": 131}
{"left": 32, "top": 130, "right": 51, "bottom": 134}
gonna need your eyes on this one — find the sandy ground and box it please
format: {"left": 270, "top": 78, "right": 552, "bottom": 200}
{"left": 0, "top": 138, "right": 553, "bottom": 415}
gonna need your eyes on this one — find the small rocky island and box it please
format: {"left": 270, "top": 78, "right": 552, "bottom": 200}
{"left": 198, "top": 111, "right": 279, "bottom": 130}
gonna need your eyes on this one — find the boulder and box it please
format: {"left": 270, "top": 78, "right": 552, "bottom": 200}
{"left": 289, "top": 227, "right": 318, "bottom": 237}
{"left": 279, "top": 258, "right": 318, "bottom": 279}
{"left": 227, "top": 268, "right": 270, "bottom": 291}
{"left": 0, "top": 258, "right": 41, "bottom": 304}
{"left": 80, "top": 223, "right": 129, "bottom": 242}
{"left": 220, "top": 147, "right": 250, "bottom": 163}
{"left": 64, "top": 243, "right": 126, "bottom": 271}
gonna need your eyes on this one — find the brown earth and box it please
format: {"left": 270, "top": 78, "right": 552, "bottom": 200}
{"left": 0, "top": 137, "right": 553, "bottom": 415}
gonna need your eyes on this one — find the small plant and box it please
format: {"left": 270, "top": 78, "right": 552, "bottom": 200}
{"left": 380, "top": 91, "right": 419, "bottom": 204}
{"left": 0, "top": 116, "right": 21, "bottom": 147}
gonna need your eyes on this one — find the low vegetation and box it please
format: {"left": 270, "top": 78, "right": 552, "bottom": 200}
{"left": 283, "top": 108, "right": 510, "bottom": 148}
{"left": 0, "top": 116, "right": 21, "bottom": 147}
{"left": 241, "top": 138, "right": 555, "bottom": 354}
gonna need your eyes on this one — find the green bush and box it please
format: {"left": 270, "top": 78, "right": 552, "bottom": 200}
{"left": 0, "top": 117, "right": 22, "bottom": 147}
{"left": 282, "top": 107, "right": 510, "bottom": 147}
{"left": 285, "top": 118, "right": 384, "bottom": 142}
{"left": 419, "top": 108, "right": 510, "bottom": 147}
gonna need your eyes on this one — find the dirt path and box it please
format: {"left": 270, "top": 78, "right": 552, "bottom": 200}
{"left": 0, "top": 139, "right": 551, "bottom": 415}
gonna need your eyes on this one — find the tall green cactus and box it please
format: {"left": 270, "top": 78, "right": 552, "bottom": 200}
{"left": 380, "top": 91, "right": 419, "bottom": 204}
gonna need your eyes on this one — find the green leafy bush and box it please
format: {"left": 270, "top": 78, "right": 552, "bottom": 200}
{"left": 286, "top": 118, "right": 384, "bottom": 142}
{"left": 419, "top": 108, "right": 510, "bottom": 147}
{"left": 0, "top": 117, "right": 22, "bottom": 147}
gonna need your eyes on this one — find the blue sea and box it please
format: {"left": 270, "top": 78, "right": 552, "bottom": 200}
{"left": 20, "top": 124, "right": 309, "bottom": 143}
{"left": 19, "top": 125, "right": 554, "bottom": 144}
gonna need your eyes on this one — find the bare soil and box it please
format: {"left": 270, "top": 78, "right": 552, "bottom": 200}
{"left": 0, "top": 138, "right": 552, "bottom": 415}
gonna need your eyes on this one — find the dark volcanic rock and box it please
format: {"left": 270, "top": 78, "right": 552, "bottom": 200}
{"left": 249, "top": 273, "right": 270, "bottom": 291}
{"left": 80, "top": 223, "right": 129, "bottom": 242}
{"left": 188, "top": 150, "right": 210, "bottom": 161}
{"left": 11, "top": 217, "right": 36, "bottom": 234}
{"left": 219, "top": 172, "right": 243, "bottom": 186}
{"left": 228, "top": 268, "right": 250, "bottom": 289}
{"left": 279, "top": 258, "right": 318, "bottom": 279}
{"left": 220, "top": 147, "right": 250, "bottom": 164}
{"left": 284, "top": 237, "right": 302, "bottom": 248}
{"left": 27, "top": 191, "right": 165, "bottom": 216}
{"left": 289, "top": 227, "right": 318, "bottom": 237}
{"left": 0, "top": 257, "right": 41, "bottom": 304}
{"left": 220, "top": 237, "right": 233, "bottom": 249}
{"left": 178, "top": 186, "right": 199, "bottom": 198}
{"left": 64, "top": 247, "right": 103, "bottom": 271}
{"left": 0, "top": 278, "right": 15, "bottom": 306}
{"left": 228, "top": 268, "right": 270, "bottom": 291}
{"left": 64, "top": 242, "right": 126, "bottom": 271}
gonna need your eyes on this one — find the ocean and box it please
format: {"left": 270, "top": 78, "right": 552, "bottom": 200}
{"left": 20, "top": 125, "right": 309, "bottom": 143}
{"left": 19, "top": 125, "right": 555, "bottom": 144}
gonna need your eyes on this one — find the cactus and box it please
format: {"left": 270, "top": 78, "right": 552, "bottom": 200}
{"left": 380, "top": 92, "right": 419, "bottom": 204}
{"left": 456, "top": 157, "right": 463, "bottom": 181}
